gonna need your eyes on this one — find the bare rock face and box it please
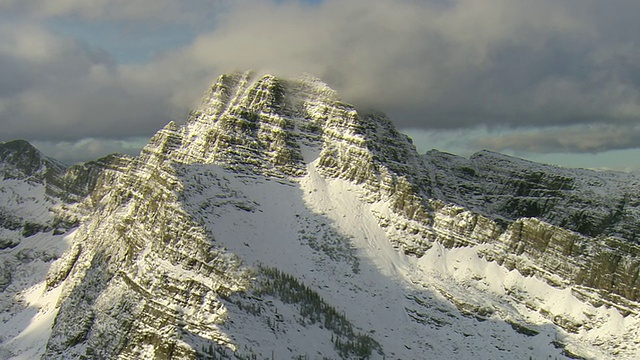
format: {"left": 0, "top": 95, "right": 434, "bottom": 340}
{"left": 493, "top": 218, "right": 640, "bottom": 304}
{"left": 173, "top": 72, "right": 305, "bottom": 176}
{"left": 422, "top": 149, "right": 640, "bottom": 304}
{"left": 60, "top": 153, "right": 134, "bottom": 203}
{"left": 0, "top": 140, "right": 66, "bottom": 183}
{"left": 44, "top": 128, "right": 249, "bottom": 359}
{"left": 424, "top": 149, "right": 640, "bottom": 241}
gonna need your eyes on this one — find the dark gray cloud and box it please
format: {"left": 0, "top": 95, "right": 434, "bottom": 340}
{"left": 1, "top": 0, "right": 640, "bottom": 163}
{"left": 0, "top": 23, "right": 180, "bottom": 142}
{"left": 156, "top": 0, "right": 640, "bottom": 134}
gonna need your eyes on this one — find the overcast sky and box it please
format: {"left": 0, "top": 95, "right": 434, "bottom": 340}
{"left": 1, "top": 0, "right": 639, "bottom": 171}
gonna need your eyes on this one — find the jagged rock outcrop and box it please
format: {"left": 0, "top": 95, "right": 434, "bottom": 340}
{"left": 44, "top": 133, "right": 249, "bottom": 359}
{"left": 60, "top": 153, "right": 134, "bottom": 203}
{"left": 420, "top": 149, "right": 640, "bottom": 304}
{"left": 174, "top": 72, "right": 431, "bottom": 222}
{"left": 173, "top": 72, "right": 305, "bottom": 176}
{"left": 493, "top": 218, "right": 640, "bottom": 306}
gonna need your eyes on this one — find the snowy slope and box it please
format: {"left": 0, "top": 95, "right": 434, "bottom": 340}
{"left": 177, "top": 154, "right": 640, "bottom": 359}
{"left": 0, "top": 141, "right": 76, "bottom": 359}
{"left": 0, "top": 231, "right": 75, "bottom": 359}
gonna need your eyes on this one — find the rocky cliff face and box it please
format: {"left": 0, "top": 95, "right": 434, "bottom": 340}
{"left": 2, "top": 71, "right": 640, "bottom": 359}
{"left": 425, "top": 149, "right": 640, "bottom": 241}
{"left": 43, "top": 130, "right": 250, "bottom": 358}
{"left": 0, "top": 142, "right": 139, "bottom": 358}
{"left": 0, "top": 140, "right": 133, "bottom": 247}
{"left": 422, "top": 149, "right": 640, "bottom": 304}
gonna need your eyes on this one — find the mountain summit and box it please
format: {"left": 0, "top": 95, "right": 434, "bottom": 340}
{"left": 1, "top": 71, "right": 640, "bottom": 359}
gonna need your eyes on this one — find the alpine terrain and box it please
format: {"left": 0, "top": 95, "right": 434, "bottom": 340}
{"left": 1, "top": 71, "right": 640, "bottom": 359}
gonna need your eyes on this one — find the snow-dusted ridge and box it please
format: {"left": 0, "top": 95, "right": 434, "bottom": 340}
{"left": 1, "top": 71, "right": 639, "bottom": 359}
{"left": 0, "top": 142, "right": 133, "bottom": 359}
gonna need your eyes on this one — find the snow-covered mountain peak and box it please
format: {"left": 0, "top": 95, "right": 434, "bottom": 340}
{"left": 3, "top": 72, "right": 640, "bottom": 359}
{"left": 426, "top": 148, "right": 640, "bottom": 240}
{"left": 196, "top": 71, "right": 340, "bottom": 119}
{"left": 0, "top": 139, "right": 65, "bottom": 183}
{"left": 141, "top": 71, "right": 428, "bottom": 196}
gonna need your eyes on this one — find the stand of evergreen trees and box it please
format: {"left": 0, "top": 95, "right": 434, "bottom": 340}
{"left": 255, "top": 266, "right": 382, "bottom": 359}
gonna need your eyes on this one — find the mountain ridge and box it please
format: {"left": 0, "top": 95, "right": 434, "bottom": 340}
{"left": 1, "top": 71, "right": 639, "bottom": 359}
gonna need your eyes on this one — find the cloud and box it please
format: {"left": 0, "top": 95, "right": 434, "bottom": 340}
{"left": 146, "top": 0, "right": 640, "bottom": 132}
{"left": 472, "top": 124, "right": 640, "bottom": 154}
{"left": 0, "top": 23, "right": 180, "bottom": 141}
{"left": 31, "top": 137, "right": 150, "bottom": 165}
{"left": 1, "top": 0, "right": 640, "bottom": 162}
{"left": 0, "top": 0, "right": 229, "bottom": 23}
